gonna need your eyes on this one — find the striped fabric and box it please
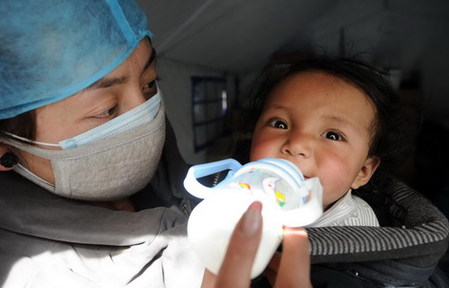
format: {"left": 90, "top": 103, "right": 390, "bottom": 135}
{"left": 307, "top": 179, "right": 449, "bottom": 267}
{"left": 311, "top": 190, "right": 379, "bottom": 227}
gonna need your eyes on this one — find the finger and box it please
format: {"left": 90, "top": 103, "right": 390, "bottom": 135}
{"left": 214, "top": 201, "right": 263, "bottom": 288}
{"left": 201, "top": 269, "right": 217, "bottom": 288}
{"left": 264, "top": 252, "right": 281, "bottom": 286}
{"left": 267, "top": 251, "right": 281, "bottom": 272}
{"left": 263, "top": 265, "right": 277, "bottom": 287}
{"left": 274, "top": 227, "right": 312, "bottom": 288}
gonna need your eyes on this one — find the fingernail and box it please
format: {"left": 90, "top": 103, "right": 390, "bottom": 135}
{"left": 0, "top": 152, "right": 18, "bottom": 168}
{"left": 241, "top": 202, "right": 262, "bottom": 236}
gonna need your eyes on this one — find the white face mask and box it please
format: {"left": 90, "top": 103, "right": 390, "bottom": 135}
{"left": 5, "top": 92, "right": 162, "bottom": 149}
{"left": 1, "top": 94, "right": 166, "bottom": 201}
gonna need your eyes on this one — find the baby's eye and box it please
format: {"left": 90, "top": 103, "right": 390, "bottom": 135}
{"left": 322, "top": 131, "right": 344, "bottom": 141}
{"left": 269, "top": 119, "right": 288, "bottom": 129}
{"left": 93, "top": 105, "right": 118, "bottom": 119}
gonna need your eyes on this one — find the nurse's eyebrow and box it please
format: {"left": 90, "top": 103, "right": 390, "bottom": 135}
{"left": 87, "top": 47, "right": 157, "bottom": 90}
{"left": 143, "top": 47, "right": 157, "bottom": 73}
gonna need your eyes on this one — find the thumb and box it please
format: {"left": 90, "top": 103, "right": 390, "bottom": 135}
{"left": 274, "top": 227, "right": 312, "bottom": 288}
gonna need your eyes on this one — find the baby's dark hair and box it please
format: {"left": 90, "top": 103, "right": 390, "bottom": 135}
{"left": 242, "top": 54, "right": 418, "bottom": 190}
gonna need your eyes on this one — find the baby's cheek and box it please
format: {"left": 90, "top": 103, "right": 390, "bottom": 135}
{"left": 320, "top": 157, "right": 352, "bottom": 186}
{"left": 249, "top": 148, "right": 262, "bottom": 162}
{"left": 320, "top": 178, "right": 349, "bottom": 210}
{"left": 249, "top": 139, "right": 269, "bottom": 161}
{"left": 322, "top": 191, "right": 335, "bottom": 210}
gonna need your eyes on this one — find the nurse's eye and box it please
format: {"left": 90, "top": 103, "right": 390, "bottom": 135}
{"left": 142, "top": 79, "right": 158, "bottom": 99}
{"left": 94, "top": 105, "right": 118, "bottom": 119}
{"left": 322, "top": 131, "right": 344, "bottom": 141}
{"left": 269, "top": 119, "right": 288, "bottom": 129}
{"left": 143, "top": 80, "right": 156, "bottom": 90}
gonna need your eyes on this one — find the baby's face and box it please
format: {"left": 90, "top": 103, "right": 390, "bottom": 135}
{"left": 250, "top": 71, "right": 379, "bottom": 209}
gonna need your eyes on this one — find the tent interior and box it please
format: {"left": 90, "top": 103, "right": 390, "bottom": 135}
{"left": 137, "top": 0, "right": 449, "bottom": 216}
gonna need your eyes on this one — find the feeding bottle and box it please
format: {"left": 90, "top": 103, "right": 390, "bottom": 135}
{"left": 183, "top": 158, "right": 323, "bottom": 278}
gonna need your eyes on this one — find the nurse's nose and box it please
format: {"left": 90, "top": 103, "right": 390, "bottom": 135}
{"left": 119, "top": 87, "right": 149, "bottom": 114}
{"left": 281, "top": 132, "right": 313, "bottom": 158}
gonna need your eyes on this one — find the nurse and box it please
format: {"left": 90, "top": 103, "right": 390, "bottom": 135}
{"left": 0, "top": 1, "right": 311, "bottom": 287}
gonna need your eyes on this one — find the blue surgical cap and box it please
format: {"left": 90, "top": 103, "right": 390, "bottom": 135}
{"left": 0, "top": 0, "right": 152, "bottom": 119}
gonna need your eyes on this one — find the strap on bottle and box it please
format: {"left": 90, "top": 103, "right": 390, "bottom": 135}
{"left": 183, "top": 158, "right": 242, "bottom": 199}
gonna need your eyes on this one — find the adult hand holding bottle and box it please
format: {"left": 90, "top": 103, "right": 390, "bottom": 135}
{"left": 202, "top": 201, "right": 312, "bottom": 288}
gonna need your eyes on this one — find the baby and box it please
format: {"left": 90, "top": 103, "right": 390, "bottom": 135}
{"left": 243, "top": 56, "right": 411, "bottom": 227}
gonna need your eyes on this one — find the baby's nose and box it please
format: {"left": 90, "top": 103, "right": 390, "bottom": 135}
{"left": 281, "top": 133, "right": 313, "bottom": 158}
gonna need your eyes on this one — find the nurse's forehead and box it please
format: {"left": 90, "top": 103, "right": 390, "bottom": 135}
{"left": 86, "top": 46, "right": 157, "bottom": 90}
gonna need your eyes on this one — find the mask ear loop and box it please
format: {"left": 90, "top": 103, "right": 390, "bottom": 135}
{"left": 1, "top": 131, "right": 61, "bottom": 147}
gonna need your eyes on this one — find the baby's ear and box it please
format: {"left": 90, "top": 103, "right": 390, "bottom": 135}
{"left": 0, "top": 145, "right": 18, "bottom": 171}
{"left": 351, "top": 157, "right": 380, "bottom": 189}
